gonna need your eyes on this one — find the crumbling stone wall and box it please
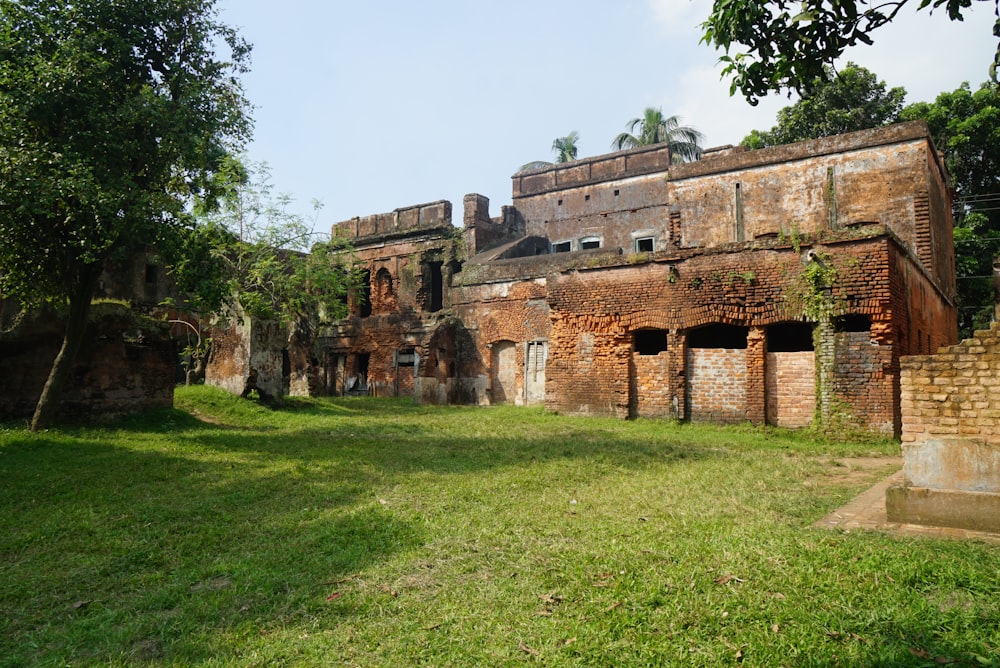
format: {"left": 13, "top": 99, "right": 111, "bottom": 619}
{"left": 317, "top": 200, "right": 470, "bottom": 399}
{"left": 538, "top": 231, "right": 949, "bottom": 434}
{"left": 0, "top": 304, "right": 174, "bottom": 422}
{"left": 452, "top": 279, "right": 551, "bottom": 406}
{"left": 513, "top": 145, "right": 675, "bottom": 253}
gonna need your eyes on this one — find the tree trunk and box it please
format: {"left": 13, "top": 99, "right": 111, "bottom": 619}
{"left": 29, "top": 278, "right": 96, "bottom": 431}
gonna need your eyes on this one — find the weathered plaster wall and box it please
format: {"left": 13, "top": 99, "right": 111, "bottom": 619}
{"left": 205, "top": 313, "right": 286, "bottom": 400}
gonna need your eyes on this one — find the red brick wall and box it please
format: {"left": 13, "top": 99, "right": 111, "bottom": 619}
{"left": 833, "top": 329, "right": 896, "bottom": 432}
{"left": 687, "top": 348, "right": 748, "bottom": 423}
{"left": 766, "top": 352, "right": 816, "bottom": 428}
{"left": 631, "top": 352, "right": 672, "bottom": 417}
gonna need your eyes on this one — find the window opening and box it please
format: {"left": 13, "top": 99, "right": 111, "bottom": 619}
{"left": 634, "top": 329, "right": 668, "bottom": 355}
{"left": 585, "top": 194, "right": 591, "bottom": 202}
{"left": 579, "top": 236, "right": 601, "bottom": 250}
{"left": 144, "top": 264, "right": 157, "bottom": 284}
{"left": 767, "top": 322, "right": 814, "bottom": 352}
{"left": 688, "top": 324, "right": 748, "bottom": 349}
{"left": 833, "top": 314, "right": 871, "bottom": 333}
{"left": 426, "top": 261, "right": 443, "bottom": 312}
{"left": 347, "top": 353, "right": 370, "bottom": 395}
{"left": 635, "top": 237, "right": 655, "bottom": 253}
{"left": 551, "top": 240, "right": 572, "bottom": 253}
{"left": 358, "top": 270, "right": 372, "bottom": 317}
{"left": 397, "top": 348, "right": 415, "bottom": 367}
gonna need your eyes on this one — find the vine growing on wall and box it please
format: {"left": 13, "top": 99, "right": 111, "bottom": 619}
{"left": 789, "top": 250, "right": 839, "bottom": 322}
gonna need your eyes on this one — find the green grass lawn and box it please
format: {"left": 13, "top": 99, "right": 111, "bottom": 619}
{"left": 1, "top": 386, "right": 998, "bottom": 667}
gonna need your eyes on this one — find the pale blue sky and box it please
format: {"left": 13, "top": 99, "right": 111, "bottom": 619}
{"left": 218, "top": 1, "right": 997, "bottom": 235}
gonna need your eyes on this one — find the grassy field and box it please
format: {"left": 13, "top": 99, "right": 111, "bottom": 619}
{"left": 1, "top": 386, "right": 998, "bottom": 667}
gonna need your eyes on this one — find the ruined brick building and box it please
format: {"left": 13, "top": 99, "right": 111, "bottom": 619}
{"left": 274, "top": 121, "right": 954, "bottom": 437}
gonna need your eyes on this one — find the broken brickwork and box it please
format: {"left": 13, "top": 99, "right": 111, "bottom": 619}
{"left": 0, "top": 304, "right": 174, "bottom": 422}
{"left": 315, "top": 201, "right": 463, "bottom": 398}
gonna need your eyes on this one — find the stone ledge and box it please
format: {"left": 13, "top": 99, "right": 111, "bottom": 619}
{"left": 886, "top": 485, "right": 1000, "bottom": 533}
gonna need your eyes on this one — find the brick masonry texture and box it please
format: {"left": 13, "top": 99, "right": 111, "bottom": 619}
{"left": 901, "top": 321, "right": 1000, "bottom": 445}
{"left": 889, "top": 321, "right": 1000, "bottom": 532}
{"left": 766, "top": 352, "right": 816, "bottom": 428}
{"left": 0, "top": 304, "right": 174, "bottom": 421}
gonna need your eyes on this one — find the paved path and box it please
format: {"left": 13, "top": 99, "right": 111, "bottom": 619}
{"left": 813, "top": 469, "right": 1000, "bottom": 544}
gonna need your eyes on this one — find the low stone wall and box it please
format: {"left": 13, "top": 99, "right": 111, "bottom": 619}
{"left": 888, "top": 321, "right": 1000, "bottom": 532}
{"left": 0, "top": 304, "right": 175, "bottom": 422}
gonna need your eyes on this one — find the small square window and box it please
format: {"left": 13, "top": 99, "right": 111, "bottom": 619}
{"left": 584, "top": 194, "right": 591, "bottom": 202}
{"left": 614, "top": 189, "right": 620, "bottom": 196}
{"left": 552, "top": 241, "right": 572, "bottom": 253}
{"left": 635, "top": 237, "right": 654, "bottom": 253}
{"left": 557, "top": 199, "right": 563, "bottom": 206}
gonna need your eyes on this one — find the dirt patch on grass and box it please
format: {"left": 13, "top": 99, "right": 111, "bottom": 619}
{"left": 814, "top": 456, "right": 901, "bottom": 487}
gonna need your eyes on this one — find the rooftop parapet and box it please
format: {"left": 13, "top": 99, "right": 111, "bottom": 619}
{"left": 512, "top": 143, "right": 675, "bottom": 198}
{"left": 332, "top": 200, "right": 452, "bottom": 242}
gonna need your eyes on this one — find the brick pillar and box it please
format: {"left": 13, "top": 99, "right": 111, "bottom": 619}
{"left": 746, "top": 326, "right": 767, "bottom": 425}
{"left": 669, "top": 329, "right": 686, "bottom": 420}
{"left": 814, "top": 316, "right": 835, "bottom": 429}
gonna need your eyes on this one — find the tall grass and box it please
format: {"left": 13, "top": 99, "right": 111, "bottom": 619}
{"left": 1, "top": 386, "right": 996, "bottom": 666}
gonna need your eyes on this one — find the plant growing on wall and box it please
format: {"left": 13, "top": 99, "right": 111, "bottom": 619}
{"left": 792, "top": 251, "right": 839, "bottom": 321}
{"left": 799, "top": 251, "right": 837, "bottom": 321}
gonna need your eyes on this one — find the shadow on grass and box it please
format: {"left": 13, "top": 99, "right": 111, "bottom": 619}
{"left": 0, "top": 434, "right": 422, "bottom": 666}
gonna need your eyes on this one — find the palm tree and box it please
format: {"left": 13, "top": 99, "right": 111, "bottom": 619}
{"left": 611, "top": 108, "right": 704, "bottom": 162}
{"left": 552, "top": 131, "right": 579, "bottom": 163}
{"left": 519, "top": 131, "right": 580, "bottom": 171}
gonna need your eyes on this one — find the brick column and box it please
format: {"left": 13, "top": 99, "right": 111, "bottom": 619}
{"left": 814, "top": 316, "right": 835, "bottom": 429}
{"left": 746, "top": 326, "right": 767, "bottom": 425}
{"left": 669, "top": 329, "right": 686, "bottom": 420}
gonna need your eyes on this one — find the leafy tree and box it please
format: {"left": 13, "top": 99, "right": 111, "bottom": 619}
{"left": 178, "top": 157, "right": 362, "bottom": 327}
{"left": 902, "top": 81, "right": 1000, "bottom": 336}
{"left": 701, "top": 0, "right": 1000, "bottom": 105}
{"left": 741, "top": 62, "right": 906, "bottom": 149}
{"left": 611, "top": 108, "right": 704, "bottom": 162}
{"left": 0, "top": 0, "right": 252, "bottom": 430}
{"left": 519, "top": 131, "right": 581, "bottom": 171}
{"left": 165, "top": 157, "right": 363, "bottom": 388}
